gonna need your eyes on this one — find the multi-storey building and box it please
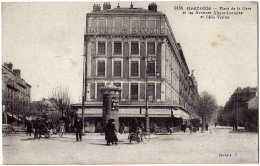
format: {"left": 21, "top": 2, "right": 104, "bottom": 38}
{"left": 221, "top": 87, "right": 257, "bottom": 126}
{"left": 2, "top": 62, "right": 31, "bottom": 124}
{"left": 72, "top": 3, "right": 199, "bottom": 131}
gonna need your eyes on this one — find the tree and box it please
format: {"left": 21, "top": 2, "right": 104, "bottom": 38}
{"left": 196, "top": 91, "right": 218, "bottom": 132}
{"left": 50, "top": 86, "right": 71, "bottom": 119}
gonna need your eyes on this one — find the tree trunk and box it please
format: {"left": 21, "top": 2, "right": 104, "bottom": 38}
{"left": 201, "top": 117, "right": 205, "bottom": 133}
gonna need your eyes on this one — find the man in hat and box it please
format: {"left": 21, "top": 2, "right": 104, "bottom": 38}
{"left": 74, "top": 116, "right": 83, "bottom": 142}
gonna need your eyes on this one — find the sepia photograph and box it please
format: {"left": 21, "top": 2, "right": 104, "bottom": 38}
{"left": 1, "top": 1, "right": 258, "bottom": 164}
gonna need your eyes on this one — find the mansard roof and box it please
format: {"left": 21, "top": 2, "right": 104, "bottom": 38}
{"left": 89, "top": 7, "right": 164, "bottom": 15}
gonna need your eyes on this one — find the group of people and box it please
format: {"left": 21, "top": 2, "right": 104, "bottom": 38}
{"left": 105, "top": 118, "right": 140, "bottom": 146}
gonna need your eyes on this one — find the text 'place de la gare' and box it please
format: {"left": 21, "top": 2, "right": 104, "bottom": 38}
{"left": 71, "top": 3, "right": 199, "bottom": 132}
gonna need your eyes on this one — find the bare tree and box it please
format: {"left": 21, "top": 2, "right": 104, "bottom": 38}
{"left": 196, "top": 91, "right": 218, "bottom": 132}
{"left": 50, "top": 86, "right": 71, "bottom": 119}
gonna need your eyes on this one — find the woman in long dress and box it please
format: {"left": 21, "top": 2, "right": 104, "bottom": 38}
{"left": 105, "top": 118, "right": 118, "bottom": 145}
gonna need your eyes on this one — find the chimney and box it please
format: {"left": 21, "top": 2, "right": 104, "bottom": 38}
{"left": 130, "top": 2, "right": 133, "bottom": 9}
{"left": 117, "top": 3, "right": 120, "bottom": 8}
{"left": 148, "top": 2, "right": 157, "bottom": 12}
{"left": 103, "top": 2, "right": 111, "bottom": 10}
{"left": 93, "top": 4, "right": 101, "bottom": 12}
{"left": 4, "top": 62, "right": 13, "bottom": 70}
{"left": 13, "top": 69, "right": 21, "bottom": 77}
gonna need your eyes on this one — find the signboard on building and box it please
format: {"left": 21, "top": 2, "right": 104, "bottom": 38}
{"left": 86, "top": 27, "right": 167, "bottom": 35}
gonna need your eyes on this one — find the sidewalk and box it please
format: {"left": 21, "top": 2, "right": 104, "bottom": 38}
{"left": 53, "top": 133, "right": 158, "bottom": 140}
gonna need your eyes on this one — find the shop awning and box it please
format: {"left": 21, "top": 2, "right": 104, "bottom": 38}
{"left": 77, "top": 108, "right": 102, "bottom": 117}
{"left": 77, "top": 108, "right": 190, "bottom": 119}
{"left": 119, "top": 108, "right": 144, "bottom": 117}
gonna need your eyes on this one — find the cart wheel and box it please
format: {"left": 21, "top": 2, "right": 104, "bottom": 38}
{"left": 59, "top": 132, "right": 63, "bottom": 137}
{"left": 142, "top": 132, "right": 150, "bottom": 144}
{"left": 45, "top": 133, "right": 50, "bottom": 139}
{"left": 10, "top": 129, "right": 16, "bottom": 136}
{"left": 5, "top": 129, "right": 10, "bottom": 136}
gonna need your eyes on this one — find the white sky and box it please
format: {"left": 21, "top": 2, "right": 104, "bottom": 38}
{"left": 2, "top": 1, "right": 258, "bottom": 106}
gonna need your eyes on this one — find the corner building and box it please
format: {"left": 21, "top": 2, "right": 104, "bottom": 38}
{"left": 73, "top": 3, "right": 199, "bottom": 132}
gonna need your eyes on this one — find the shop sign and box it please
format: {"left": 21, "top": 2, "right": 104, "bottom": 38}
{"left": 86, "top": 27, "right": 167, "bottom": 35}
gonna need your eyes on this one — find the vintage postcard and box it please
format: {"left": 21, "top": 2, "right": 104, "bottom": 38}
{"left": 2, "top": 1, "right": 258, "bottom": 164}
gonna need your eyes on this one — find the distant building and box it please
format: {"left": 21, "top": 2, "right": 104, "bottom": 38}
{"left": 223, "top": 87, "right": 257, "bottom": 125}
{"left": 2, "top": 62, "right": 31, "bottom": 124}
{"left": 72, "top": 3, "right": 199, "bottom": 131}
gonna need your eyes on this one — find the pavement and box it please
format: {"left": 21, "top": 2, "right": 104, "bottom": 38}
{"left": 2, "top": 126, "right": 258, "bottom": 164}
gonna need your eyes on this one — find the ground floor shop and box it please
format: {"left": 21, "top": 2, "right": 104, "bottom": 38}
{"left": 72, "top": 104, "right": 191, "bottom": 133}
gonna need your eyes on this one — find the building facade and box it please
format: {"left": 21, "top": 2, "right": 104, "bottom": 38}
{"left": 2, "top": 62, "right": 31, "bottom": 124}
{"left": 72, "top": 3, "right": 199, "bottom": 131}
{"left": 221, "top": 87, "right": 257, "bottom": 126}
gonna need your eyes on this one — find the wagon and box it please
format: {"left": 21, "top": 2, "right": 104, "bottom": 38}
{"left": 33, "top": 119, "right": 52, "bottom": 139}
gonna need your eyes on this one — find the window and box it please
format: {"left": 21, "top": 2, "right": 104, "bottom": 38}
{"left": 131, "top": 84, "right": 138, "bottom": 101}
{"left": 147, "top": 42, "right": 155, "bottom": 54}
{"left": 148, "top": 20, "right": 155, "bottom": 29}
{"left": 147, "top": 61, "right": 156, "bottom": 76}
{"left": 113, "top": 61, "right": 122, "bottom": 77}
{"left": 131, "top": 61, "right": 139, "bottom": 77}
{"left": 132, "top": 20, "right": 139, "bottom": 30}
{"left": 148, "top": 84, "right": 155, "bottom": 101}
{"left": 97, "top": 83, "right": 105, "bottom": 101}
{"left": 97, "top": 60, "right": 105, "bottom": 77}
{"left": 114, "top": 42, "right": 122, "bottom": 55}
{"left": 97, "top": 20, "right": 106, "bottom": 28}
{"left": 131, "top": 42, "right": 139, "bottom": 54}
{"left": 98, "top": 42, "right": 106, "bottom": 55}
{"left": 114, "top": 83, "right": 122, "bottom": 99}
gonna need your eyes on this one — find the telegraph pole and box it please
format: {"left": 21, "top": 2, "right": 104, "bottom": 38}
{"left": 145, "top": 57, "right": 150, "bottom": 132}
{"left": 82, "top": 53, "right": 86, "bottom": 134}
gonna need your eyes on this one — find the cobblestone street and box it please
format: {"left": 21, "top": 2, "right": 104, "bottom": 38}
{"left": 3, "top": 126, "right": 258, "bottom": 164}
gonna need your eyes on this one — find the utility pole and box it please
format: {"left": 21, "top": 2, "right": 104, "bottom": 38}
{"left": 145, "top": 57, "right": 150, "bottom": 132}
{"left": 82, "top": 53, "right": 86, "bottom": 134}
{"left": 236, "top": 92, "right": 239, "bottom": 130}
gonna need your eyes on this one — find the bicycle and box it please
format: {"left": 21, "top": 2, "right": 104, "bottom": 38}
{"left": 128, "top": 129, "right": 150, "bottom": 144}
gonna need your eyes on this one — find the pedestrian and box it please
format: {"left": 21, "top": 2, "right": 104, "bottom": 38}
{"left": 105, "top": 118, "right": 118, "bottom": 145}
{"left": 74, "top": 117, "right": 83, "bottom": 142}
{"left": 215, "top": 123, "right": 217, "bottom": 128}
{"left": 119, "top": 123, "right": 125, "bottom": 134}
{"left": 205, "top": 123, "right": 209, "bottom": 131}
{"left": 189, "top": 124, "right": 193, "bottom": 134}
{"left": 26, "top": 121, "right": 33, "bottom": 136}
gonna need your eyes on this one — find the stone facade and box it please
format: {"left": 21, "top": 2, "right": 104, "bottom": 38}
{"left": 2, "top": 62, "right": 31, "bottom": 124}
{"left": 72, "top": 3, "right": 199, "bottom": 131}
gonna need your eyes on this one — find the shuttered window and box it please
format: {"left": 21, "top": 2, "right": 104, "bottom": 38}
{"left": 131, "top": 84, "right": 138, "bottom": 101}
{"left": 114, "top": 42, "right": 122, "bottom": 55}
{"left": 147, "top": 61, "right": 156, "bottom": 76}
{"left": 147, "top": 42, "right": 155, "bottom": 54}
{"left": 114, "top": 61, "right": 121, "bottom": 77}
{"left": 97, "top": 60, "right": 105, "bottom": 77}
{"left": 131, "top": 61, "right": 139, "bottom": 77}
{"left": 98, "top": 42, "right": 106, "bottom": 55}
{"left": 131, "top": 42, "right": 139, "bottom": 54}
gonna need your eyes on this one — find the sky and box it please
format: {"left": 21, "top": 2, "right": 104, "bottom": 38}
{"left": 2, "top": 1, "right": 258, "bottom": 106}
